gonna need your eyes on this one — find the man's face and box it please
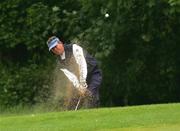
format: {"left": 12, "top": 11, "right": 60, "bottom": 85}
{"left": 51, "top": 42, "right": 64, "bottom": 55}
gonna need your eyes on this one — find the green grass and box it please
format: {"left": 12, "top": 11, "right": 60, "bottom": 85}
{"left": 0, "top": 103, "right": 180, "bottom": 131}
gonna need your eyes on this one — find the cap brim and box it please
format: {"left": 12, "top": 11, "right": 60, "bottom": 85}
{"left": 49, "top": 41, "right": 58, "bottom": 51}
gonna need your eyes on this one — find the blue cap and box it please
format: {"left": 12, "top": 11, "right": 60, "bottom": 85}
{"left": 47, "top": 36, "right": 60, "bottom": 51}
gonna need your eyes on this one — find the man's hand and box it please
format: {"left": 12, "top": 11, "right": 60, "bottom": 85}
{"left": 78, "top": 88, "right": 87, "bottom": 96}
{"left": 80, "top": 81, "right": 88, "bottom": 88}
{"left": 78, "top": 86, "right": 92, "bottom": 97}
{"left": 77, "top": 81, "right": 87, "bottom": 94}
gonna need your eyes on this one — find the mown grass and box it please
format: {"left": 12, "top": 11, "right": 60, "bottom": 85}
{"left": 0, "top": 103, "right": 180, "bottom": 131}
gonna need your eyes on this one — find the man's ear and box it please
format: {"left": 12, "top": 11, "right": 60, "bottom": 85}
{"left": 59, "top": 41, "right": 64, "bottom": 45}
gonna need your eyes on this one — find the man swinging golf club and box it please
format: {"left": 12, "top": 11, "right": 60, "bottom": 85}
{"left": 47, "top": 36, "right": 102, "bottom": 110}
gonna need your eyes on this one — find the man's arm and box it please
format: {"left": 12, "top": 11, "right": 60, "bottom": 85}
{"left": 72, "top": 44, "right": 88, "bottom": 88}
{"left": 85, "top": 52, "right": 102, "bottom": 94}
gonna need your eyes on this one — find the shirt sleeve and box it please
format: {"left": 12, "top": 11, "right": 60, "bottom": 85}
{"left": 72, "top": 44, "right": 87, "bottom": 84}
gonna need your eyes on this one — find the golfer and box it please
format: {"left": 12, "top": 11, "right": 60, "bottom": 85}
{"left": 47, "top": 36, "right": 102, "bottom": 109}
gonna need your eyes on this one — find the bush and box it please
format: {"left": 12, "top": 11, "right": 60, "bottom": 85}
{"left": 0, "top": 63, "right": 53, "bottom": 106}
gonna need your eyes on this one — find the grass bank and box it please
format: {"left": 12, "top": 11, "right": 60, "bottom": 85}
{"left": 0, "top": 103, "right": 180, "bottom": 131}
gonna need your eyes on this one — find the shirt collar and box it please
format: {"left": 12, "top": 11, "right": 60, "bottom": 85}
{"left": 60, "top": 51, "right": 65, "bottom": 60}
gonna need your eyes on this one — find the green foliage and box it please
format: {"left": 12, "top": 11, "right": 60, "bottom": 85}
{"left": 0, "top": 0, "right": 80, "bottom": 106}
{"left": 73, "top": 0, "right": 180, "bottom": 106}
{"left": 0, "top": 64, "right": 52, "bottom": 106}
{"left": 0, "top": 0, "right": 179, "bottom": 107}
